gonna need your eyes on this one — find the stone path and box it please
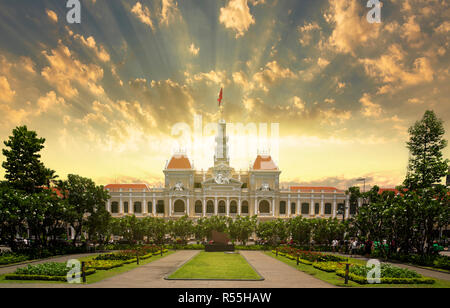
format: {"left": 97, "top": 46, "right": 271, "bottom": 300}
{"left": 0, "top": 250, "right": 335, "bottom": 288}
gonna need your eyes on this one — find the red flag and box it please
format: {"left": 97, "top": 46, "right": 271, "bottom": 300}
{"left": 217, "top": 88, "right": 223, "bottom": 106}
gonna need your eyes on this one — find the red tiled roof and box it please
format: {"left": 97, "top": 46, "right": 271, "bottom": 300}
{"left": 290, "top": 186, "right": 342, "bottom": 192}
{"left": 167, "top": 155, "right": 192, "bottom": 170}
{"left": 105, "top": 184, "right": 149, "bottom": 191}
{"left": 253, "top": 155, "right": 278, "bottom": 170}
{"left": 378, "top": 188, "right": 399, "bottom": 194}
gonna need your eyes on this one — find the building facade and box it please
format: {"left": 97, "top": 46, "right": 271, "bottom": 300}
{"left": 105, "top": 119, "right": 358, "bottom": 221}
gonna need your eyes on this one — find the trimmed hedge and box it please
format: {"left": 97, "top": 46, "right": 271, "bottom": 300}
{"left": 5, "top": 268, "right": 96, "bottom": 282}
{"left": 313, "top": 262, "right": 343, "bottom": 272}
{"left": 85, "top": 260, "right": 124, "bottom": 270}
{"left": 335, "top": 270, "right": 435, "bottom": 285}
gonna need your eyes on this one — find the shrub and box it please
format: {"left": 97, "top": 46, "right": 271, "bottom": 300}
{"left": 5, "top": 268, "right": 96, "bottom": 282}
{"left": 84, "top": 260, "right": 124, "bottom": 270}
{"left": 313, "top": 262, "right": 345, "bottom": 272}
{"left": 336, "top": 270, "right": 435, "bottom": 285}
{"left": 0, "top": 252, "right": 30, "bottom": 265}
{"left": 15, "top": 262, "right": 69, "bottom": 276}
{"left": 349, "top": 264, "right": 421, "bottom": 279}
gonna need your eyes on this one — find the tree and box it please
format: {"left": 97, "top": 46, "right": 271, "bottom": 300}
{"left": 169, "top": 216, "right": 193, "bottom": 245}
{"left": 0, "top": 183, "right": 27, "bottom": 251}
{"left": 2, "top": 126, "right": 55, "bottom": 193}
{"left": 289, "top": 216, "right": 313, "bottom": 245}
{"left": 404, "top": 110, "right": 449, "bottom": 190}
{"left": 56, "top": 174, "right": 109, "bottom": 245}
{"left": 85, "top": 203, "right": 112, "bottom": 246}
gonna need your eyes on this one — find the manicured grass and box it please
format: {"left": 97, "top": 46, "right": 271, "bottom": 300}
{"left": 168, "top": 252, "right": 262, "bottom": 280}
{"left": 0, "top": 251, "right": 174, "bottom": 285}
{"left": 266, "top": 252, "right": 450, "bottom": 288}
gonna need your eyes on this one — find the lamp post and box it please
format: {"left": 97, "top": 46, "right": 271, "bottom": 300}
{"left": 356, "top": 178, "right": 366, "bottom": 193}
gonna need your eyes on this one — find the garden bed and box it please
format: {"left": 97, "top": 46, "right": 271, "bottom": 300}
{"left": 271, "top": 248, "right": 436, "bottom": 285}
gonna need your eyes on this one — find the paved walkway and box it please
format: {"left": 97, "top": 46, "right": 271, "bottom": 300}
{"left": 0, "top": 251, "right": 335, "bottom": 288}
{"left": 0, "top": 253, "right": 100, "bottom": 276}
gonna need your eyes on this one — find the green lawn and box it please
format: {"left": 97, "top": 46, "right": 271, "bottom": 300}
{"left": 168, "top": 252, "right": 262, "bottom": 280}
{"left": 0, "top": 251, "right": 174, "bottom": 285}
{"left": 266, "top": 252, "right": 450, "bottom": 288}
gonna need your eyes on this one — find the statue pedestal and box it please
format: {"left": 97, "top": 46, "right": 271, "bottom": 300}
{"left": 205, "top": 244, "right": 235, "bottom": 252}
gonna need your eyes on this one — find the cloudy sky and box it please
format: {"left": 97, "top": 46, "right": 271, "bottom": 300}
{"left": 0, "top": 0, "right": 449, "bottom": 189}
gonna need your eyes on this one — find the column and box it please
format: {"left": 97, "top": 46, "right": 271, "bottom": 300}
{"left": 214, "top": 197, "right": 218, "bottom": 215}
{"left": 345, "top": 196, "right": 350, "bottom": 219}
{"left": 320, "top": 195, "right": 324, "bottom": 216}
{"left": 143, "top": 192, "right": 147, "bottom": 214}
{"left": 153, "top": 194, "right": 156, "bottom": 215}
{"left": 310, "top": 195, "right": 315, "bottom": 216}
{"left": 287, "top": 195, "right": 291, "bottom": 216}
{"left": 254, "top": 198, "right": 258, "bottom": 216}
{"left": 187, "top": 198, "right": 190, "bottom": 216}
{"left": 107, "top": 200, "right": 111, "bottom": 212}
{"left": 297, "top": 194, "right": 300, "bottom": 215}
{"left": 272, "top": 198, "right": 275, "bottom": 217}
{"left": 226, "top": 197, "right": 230, "bottom": 216}
{"left": 169, "top": 197, "right": 172, "bottom": 217}
{"left": 332, "top": 198, "right": 337, "bottom": 218}
{"left": 119, "top": 196, "right": 123, "bottom": 214}
{"left": 129, "top": 196, "right": 133, "bottom": 214}
{"left": 238, "top": 198, "right": 241, "bottom": 216}
{"left": 203, "top": 197, "right": 206, "bottom": 217}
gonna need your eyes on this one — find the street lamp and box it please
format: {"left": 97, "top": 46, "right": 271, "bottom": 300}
{"left": 356, "top": 178, "right": 366, "bottom": 193}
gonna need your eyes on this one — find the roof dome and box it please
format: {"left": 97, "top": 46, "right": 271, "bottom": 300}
{"left": 166, "top": 154, "right": 192, "bottom": 170}
{"left": 252, "top": 155, "right": 278, "bottom": 171}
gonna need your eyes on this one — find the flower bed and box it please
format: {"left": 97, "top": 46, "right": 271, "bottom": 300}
{"left": 84, "top": 260, "right": 124, "bottom": 270}
{"left": 0, "top": 252, "right": 30, "bottom": 266}
{"left": 335, "top": 270, "right": 435, "bottom": 285}
{"left": 313, "top": 262, "right": 345, "bottom": 272}
{"left": 275, "top": 246, "right": 345, "bottom": 262}
{"left": 334, "top": 263, "right": 435, "bottom": 285}
{"left": 5, "top": 262, "right": 96, "bottom": 281}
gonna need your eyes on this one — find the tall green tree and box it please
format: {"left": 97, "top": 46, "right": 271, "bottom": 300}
{"left": 2, "top": 126, "right": 55, "bottom": 193}
{"left": 404, "top": 110, "right": 449, "bottom": 190}
{"left": 56, "top": 174, "right": 109, "bottom": 245}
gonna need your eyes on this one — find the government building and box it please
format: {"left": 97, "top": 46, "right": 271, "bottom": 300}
{"left": 105, "top": 119, "right": 359, "bottom": 221}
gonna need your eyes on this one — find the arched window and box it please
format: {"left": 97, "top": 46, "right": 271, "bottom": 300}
{"left": 195, "top": 201, "right": 203, "bottom": 214}
{"left": 350, "top": 203, "right": 357, "bottom": 215}
{"left": 325, "top": 203, "right": 332, "bottom": 215}
{"left": 259, "top": 200, "right": 270, "bottom": 214}
{"left": 315, "top": 203, "right": 320, "bottom": 215}
{"left": 218, "top": 200, "right": 226, "bottom": 214}
{"left": 241, "top": 201, "right": 249, "bottom": 214}
{"left": 124, "top": 202, "right": 129, "bottom": 213}
{"left": 156, "top": 200, "right": 164, "bottom": 214}
{"left": 134, "top": 202, "right": 142, "bottom": 213}
{"left": 111, "top": 202, "right": 119, "bottom": 213}
{"left": 230, "top": 201, "right": 237, "bottom": 214}
{"left": 207, "top": 200, "right": 214, "bottom": 214}
{"left": 147, "top": 202, "right": 152, "bottom": 213}
{"left": 174, "top": 200, "right": 185, "bottom": 213}
{"left": 337, "top": 203, "right": 345, "bottom": 215}
{"left": 301, "top": 203, "right": 309, "bottom": 215}
{"left": 291, "top": 202, "right": 296, "bottom": 214}
{"left": 156, "top": 200, "right": 165, "bottom": 214}
{"left": 279, "top": 201, "right": 286, "bottom": 214}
